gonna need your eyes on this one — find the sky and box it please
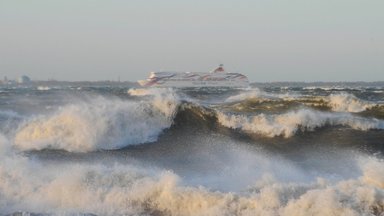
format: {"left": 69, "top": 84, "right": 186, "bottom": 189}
{"left": 0, "top": 0, "right": 383, "bottom": 82}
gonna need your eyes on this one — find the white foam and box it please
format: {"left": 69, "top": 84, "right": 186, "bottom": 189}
{"left": 327, "top": 93, "right": 375, "bottom": 113}
{"left": 128, "top": 87, "right": 173, "bottom": 97}
{"left": 218, "top": 109, "right": 384, "bottom": 138}
{"left": 1, "top": 88, "right": 384, "bottom": 215}
{"left": 127, "top": 88, "right": 152, "bottom": 96}
{"left": 225, "top": 88, "right": 305, "bottom": 104}
{"left": 225, "top": 90, "right": 378, "bottom": 114}
{"left": 360, "top": 157, "right": 384, "bottom": 189}
{"left": 1, "top": 128, "right": 384, "bottom": 215}
{"left": 37, "top": 86, "right": 51, "bottom": 91}
{"left": 0, "top": 146, "right": 383, "bottom": 215}
{"left": 225, "top": 88, "right": 266, "bottom": 103}
{"left": 129, "top": 88, "right": 180, "bottom": 116}
{"left": 303, "top": 86, "right": 349, "bottom": 91}
{"left": 14, "top": 93, "right": 179, "bottom": 152}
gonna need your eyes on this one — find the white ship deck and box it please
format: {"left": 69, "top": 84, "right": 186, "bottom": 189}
{"left": 138, "top": 65, "right": 249, "bottom": 88}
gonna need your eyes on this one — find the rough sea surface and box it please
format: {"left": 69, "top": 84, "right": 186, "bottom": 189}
{"left": 0, "top": 83, "right": 384, "bottom": 215}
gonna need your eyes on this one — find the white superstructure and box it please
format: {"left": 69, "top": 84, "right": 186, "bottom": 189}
{"left": 138, "top": 65, "right": 249, "bottom": 88}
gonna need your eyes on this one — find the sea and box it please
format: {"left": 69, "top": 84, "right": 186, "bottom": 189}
{"left": 0, "top": 82, "right": 383, "bottom": 215}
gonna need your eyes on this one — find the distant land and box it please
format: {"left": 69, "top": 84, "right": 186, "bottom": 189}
{"left": 1, "top": 74, "right": 384, "bottom": 89}
{"left": 251, "top": 81, "right": 384, "bottom": 88}
{"left": 0, "top": 78, "right": 140, "bottom": 88}
{"left": 1, "top": 79, "right": 384, "bottom": 89}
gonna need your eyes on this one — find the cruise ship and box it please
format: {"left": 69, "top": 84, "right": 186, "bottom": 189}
{"left": 138, "top": 65, "right": 249, "bottom": 88}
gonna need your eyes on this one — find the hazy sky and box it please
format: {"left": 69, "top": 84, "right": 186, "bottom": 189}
{"left": 1, "top": 0, "right": 383, "bottom": 82}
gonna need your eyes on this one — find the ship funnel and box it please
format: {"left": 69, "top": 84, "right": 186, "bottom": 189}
{"left": 212, "top": 64, "right": 225, "bottom": 73}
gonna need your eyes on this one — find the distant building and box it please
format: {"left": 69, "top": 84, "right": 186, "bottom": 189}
{"left": 1, "top": 76, "right": 9, "bottom": 85}
{"left": 17, "top": 75, "right": 31, "bottom": 84}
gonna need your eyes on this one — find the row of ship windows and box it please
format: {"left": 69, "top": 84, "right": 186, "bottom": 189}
{"left": 154, "top": 78, "right": 240, "bottom": 81}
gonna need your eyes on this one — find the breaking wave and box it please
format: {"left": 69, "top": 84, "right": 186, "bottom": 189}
{"left": 14, "top": 92, "right": 179, "bottom": 152}
{"left": 327, "top": 93, "right": 375, "bottom": 113}
{"left": 1, "top": 86, "right": 384, "bottom": 215}
{"left": 218, "top": 109, "right": 384, "bottom": 138}
{"left": 12, "top": 93, "right": 384, "bottom": 152}
{"left": 225, "top": 88, "right": 273, "bottom": 103}
{"left": 1, "top": 135, "right": 384, "bottom": 215}
{"left": 224, "top": 90, "right": 382, "bottom": 115}
{"left": 4, "top": 87, "right": 384, "bottom": 153}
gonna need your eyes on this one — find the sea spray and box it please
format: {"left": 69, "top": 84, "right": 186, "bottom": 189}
{"left": 1, "top": 84, "right": 384, "bottom": 215}
{"left": 14, "top": 92, "right": 179, "bottom": 152}
{"left": 0, "top": 133, "right": 10, "bottom": 156}
{"left": 327, "top": 93, "right": 375, "bottom": 113}
{"left": 217, "top": 109, "right": 384, "bottom": 138}
{"left": 1, "top": 147, "right": 383, "bottom": 215}
{"left": 225, "top": 89, "right": 379, "bottom": 112}
{"left": 225, "top": 88, "right": 267, "bottom": 103}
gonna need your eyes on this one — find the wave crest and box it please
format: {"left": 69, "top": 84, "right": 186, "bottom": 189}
{"left": 328, "top": 93, "right": 375, "bottom": 113}
{"left": 14, "top": 94, "right": 178, "bottom": 152}
{"left": 218, "top": 109, "right": 384, "bottom": 138}
{"left": 1, "top": 154, "right": 383, "bottom": 215}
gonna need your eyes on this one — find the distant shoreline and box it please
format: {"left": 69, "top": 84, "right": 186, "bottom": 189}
{"left": 1, "top": 80, "right": 384, "bottom": 88}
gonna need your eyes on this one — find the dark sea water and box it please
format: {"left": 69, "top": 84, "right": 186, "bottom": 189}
{"left": 0, "top": 83, "right": 384, "bottom": 215}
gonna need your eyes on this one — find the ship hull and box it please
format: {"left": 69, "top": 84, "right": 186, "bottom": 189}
{"left": 138, "top": 71, "right": 249, "bottom": 88}
{"left": 138, "top": 79, "right": 248, "bottom": 88}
